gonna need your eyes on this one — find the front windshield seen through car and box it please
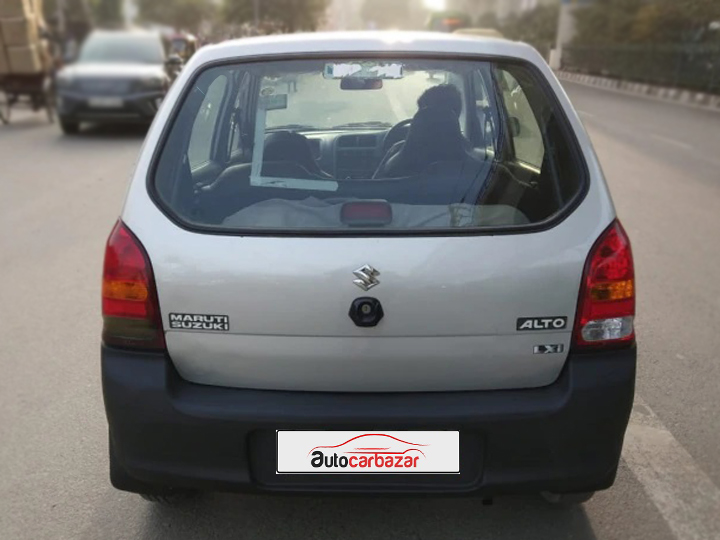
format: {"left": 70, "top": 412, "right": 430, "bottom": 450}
{"left": 265, "top": 70, "right": 463, "bottom": 131}
{"left": 78, "top": 32, "right": 165, "bottom": 64}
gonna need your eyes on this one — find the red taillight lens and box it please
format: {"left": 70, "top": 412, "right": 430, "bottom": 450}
{"left": 573, "top": 220, "right": 635, "bottom": 350}
{"left": 102, "top": 221, "right": 165, "bottom": 350}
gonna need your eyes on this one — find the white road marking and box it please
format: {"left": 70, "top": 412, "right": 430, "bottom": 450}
{"left": 623, "top": 396, "right": 720, "bottom": 540}
{"left": 651, "top": 134, "right": 692, "bottom": 150}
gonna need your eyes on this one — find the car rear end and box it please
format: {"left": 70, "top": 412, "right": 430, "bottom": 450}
{"left": 102, "top": 34, "right": 635, "bottom": 498}
{"left": 57, "top": 74, "right": 165, "bottom": 124}
{"left": 56, "top": 31, "right": 169, "bottom": 131}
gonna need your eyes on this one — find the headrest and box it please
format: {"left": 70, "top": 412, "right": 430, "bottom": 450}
{"left": 403, "top": 106, "right": 464, "bottom": 158}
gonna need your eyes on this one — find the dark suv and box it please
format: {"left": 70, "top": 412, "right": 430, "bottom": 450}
{"left": 56, "top": 30, "right": 176, "bottom": 134}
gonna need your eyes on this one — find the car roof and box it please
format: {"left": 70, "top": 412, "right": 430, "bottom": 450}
{"left": 454, "top": 28, "right": 506, "bottom": 39}
{"left": 88, "top": 29, "right": 161, "bottom": 39}
{"left": 193, "top": 31, "right": 542, "bottom": 66}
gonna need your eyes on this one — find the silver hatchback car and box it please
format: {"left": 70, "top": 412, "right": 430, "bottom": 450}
{"left": 101, "top": 32, "right": 636, "bottom": 504}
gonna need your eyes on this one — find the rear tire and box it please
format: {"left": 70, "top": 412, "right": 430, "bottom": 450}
{"left": 45, "top": 102, "right": 56, "bottom": 124}
{"left": 541, "top": 491, "right": 595, "bottom": 505}
{"left": 59, "top": 117, "right": 79, "bottom": 135}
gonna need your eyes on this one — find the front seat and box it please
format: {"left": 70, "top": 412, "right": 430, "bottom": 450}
{"left": 374, "top": 105, "right": 468, "bottom": 179}
{"left": 263, "top": 131, "right": 332, "bottom": 179}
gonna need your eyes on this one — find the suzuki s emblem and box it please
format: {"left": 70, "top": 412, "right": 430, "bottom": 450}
{"left": 353, "top": 265, "right": 380, "bottom": 291}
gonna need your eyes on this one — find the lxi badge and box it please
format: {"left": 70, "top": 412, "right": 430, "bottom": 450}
{"left": 534, "top": 344, "right": 565, "bottom": 354}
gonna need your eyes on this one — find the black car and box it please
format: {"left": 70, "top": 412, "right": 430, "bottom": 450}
{"left": 55, "top": 30, "right": 179, "bottom": 134}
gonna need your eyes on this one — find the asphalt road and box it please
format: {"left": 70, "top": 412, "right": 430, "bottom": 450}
{"left": 1, "top": 81, "right": 720, "bottom": 540}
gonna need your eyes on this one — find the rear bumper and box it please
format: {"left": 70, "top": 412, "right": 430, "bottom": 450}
{"left": 102, "top": 345, "right": 636, "bottom": 495}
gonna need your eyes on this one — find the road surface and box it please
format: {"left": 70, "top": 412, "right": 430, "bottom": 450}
{"left": 1, "top": 81, "right": 719, "bottom": 540}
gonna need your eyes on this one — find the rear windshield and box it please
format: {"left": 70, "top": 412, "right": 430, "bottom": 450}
{"left": 153, "top": 57, "right": 584, "bottom": 233}
{"left": 79, "top": 33, "right": 165, "bottom": 64}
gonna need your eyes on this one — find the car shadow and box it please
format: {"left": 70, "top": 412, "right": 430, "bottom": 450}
{"left": 0, "top": 115, "right": 148, "bottom": 140}
{"left": 136, "top": 493, "right": 598, "bottom": 540}
{"left": 69, "top": 123, "right": 150, "bottom": 139}
{"left": 0, "top": 113, "right": 55, "bottom": 132}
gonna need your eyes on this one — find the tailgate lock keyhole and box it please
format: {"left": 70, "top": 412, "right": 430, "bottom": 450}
{"left": 349, "top": 297, "right": 384, "bottom": 327}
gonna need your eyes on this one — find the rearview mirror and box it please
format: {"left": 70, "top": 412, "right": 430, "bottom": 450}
{"left": 340, "top": 78, "right": 383, "bottom": 91}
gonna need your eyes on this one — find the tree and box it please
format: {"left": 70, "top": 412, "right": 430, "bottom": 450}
{"left": 224, "top": 0, "right": 330, "bottom": 33}
{"left": 633, "top": 0, "right": 720, "bottom": 43}
{"left": 571, "top": 0, "right": 645, "bottom": 46}
{"left": 43, "top": 0, "right": 93, "bottom": 41}
{"left": 500, "top": 4, "right": 559, "bottom": 58}
{"left": 137, "top": 0, "right": 216, "bottom": 33}
{"left": 476, "top": 12, "right": 500, "bottom": 31}
{"left": 360, "top": 0, "right": 411, "bottom": 30}
{"left": 92, "top": 0, "right": 122, "bottom": 26}
{"left": 572, "top": 0, "right": 720, "bottom": 46}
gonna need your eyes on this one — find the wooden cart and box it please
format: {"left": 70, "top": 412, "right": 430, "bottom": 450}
{"left": 0, "top": 72, "right": 55, "bottom": 124}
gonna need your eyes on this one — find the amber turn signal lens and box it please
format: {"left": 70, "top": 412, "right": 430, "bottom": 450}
{"left": 102, "top": 280, "right": 149, "bottom": 302}
{"left": 589, "top": 279, "right": 634, "bottom": 302}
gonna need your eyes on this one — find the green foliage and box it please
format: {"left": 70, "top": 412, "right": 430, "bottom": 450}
{"left": 573, "top": 0, "right": 720, "bottom": 45}
{"left": 44, "top": 0, "right": 93, "bottom": 24}
{"left": 92, "top": 0, "right": 122, "bottom": 26}
{"left": 501, "top": 4, "right": 559, "bottom": 57}
{"left": 137, "top": 0, "right": 216, "bottom": 33}
{"left": 476, "top": 12, "right": 500, "bottom": 31}
{"left": 360, "top": 0, "right": 411, "bottom": 29}
{"left": 224, "top": 0, "right": 330, "bottom": 32}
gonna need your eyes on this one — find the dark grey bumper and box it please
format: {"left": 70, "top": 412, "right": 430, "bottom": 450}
{"left": 103, "top": 345, "right": 636, "bottom": 495}
{"left": 57, "top": 90, "right": 164, "bottom": 123}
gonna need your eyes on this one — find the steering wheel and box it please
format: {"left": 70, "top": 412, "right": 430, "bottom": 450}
{"left": 381, "top": 118, "right": 413, "bottom": 156}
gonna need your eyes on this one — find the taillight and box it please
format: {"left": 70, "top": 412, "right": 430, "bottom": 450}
{"left": 573, "top": 220, "right": 635, "bottom": 350}
{"left": 102, "top": 221, "right": 165, "bottom": 350}
{"left": 341, "top": 201, "right": 393, "bottom": 227}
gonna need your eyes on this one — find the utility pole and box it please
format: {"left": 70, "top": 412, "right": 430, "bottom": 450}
{"left": 56, "top": 0, "right": 66, "bottom": 38}
{"left": 254, "top": 0, "right": 260, "bottom": 28}
{"left": 551, "top": 0, "right": 580, "bottom": 69}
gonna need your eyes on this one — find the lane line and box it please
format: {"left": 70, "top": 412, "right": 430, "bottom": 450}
{"left": 623, "top": 396, "right": 720, "bottom": 540}
{"left": 577, "top": 110, "right": 596, "bottom": 118}
{"left": 651, "top": 134, "right": 692, "bottom": 151}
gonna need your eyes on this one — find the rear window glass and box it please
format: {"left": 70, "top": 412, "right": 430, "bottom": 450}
{"left": 79, "top": 32, "right": 165, "bottom": 65}
{"left": 153, "top": 58, "right": 584, "bottom": 233}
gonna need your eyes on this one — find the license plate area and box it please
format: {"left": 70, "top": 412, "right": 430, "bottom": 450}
{"left": 88, "top": 97, "right": 124, "bottom": 108}
{"left": 277, "top": 431, "right": 459, "bottom": 474}
{"left": 250, "top": 431, "right": 482, "bottom": 492}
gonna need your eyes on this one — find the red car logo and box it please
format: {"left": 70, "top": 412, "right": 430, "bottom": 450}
{"left": 308, "top": 434, "right": 428, "bottom": 470}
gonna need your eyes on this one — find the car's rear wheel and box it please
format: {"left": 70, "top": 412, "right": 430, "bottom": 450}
{"left": 59, "top": 117, "right": 80, "bottom": 135}
{"left": 541, "top": 491, "right": 596, "bottom": 505}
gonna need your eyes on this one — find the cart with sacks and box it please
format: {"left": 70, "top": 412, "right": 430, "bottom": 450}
{"left": 0, "top": 0, "right": 56, "bottom": 124}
